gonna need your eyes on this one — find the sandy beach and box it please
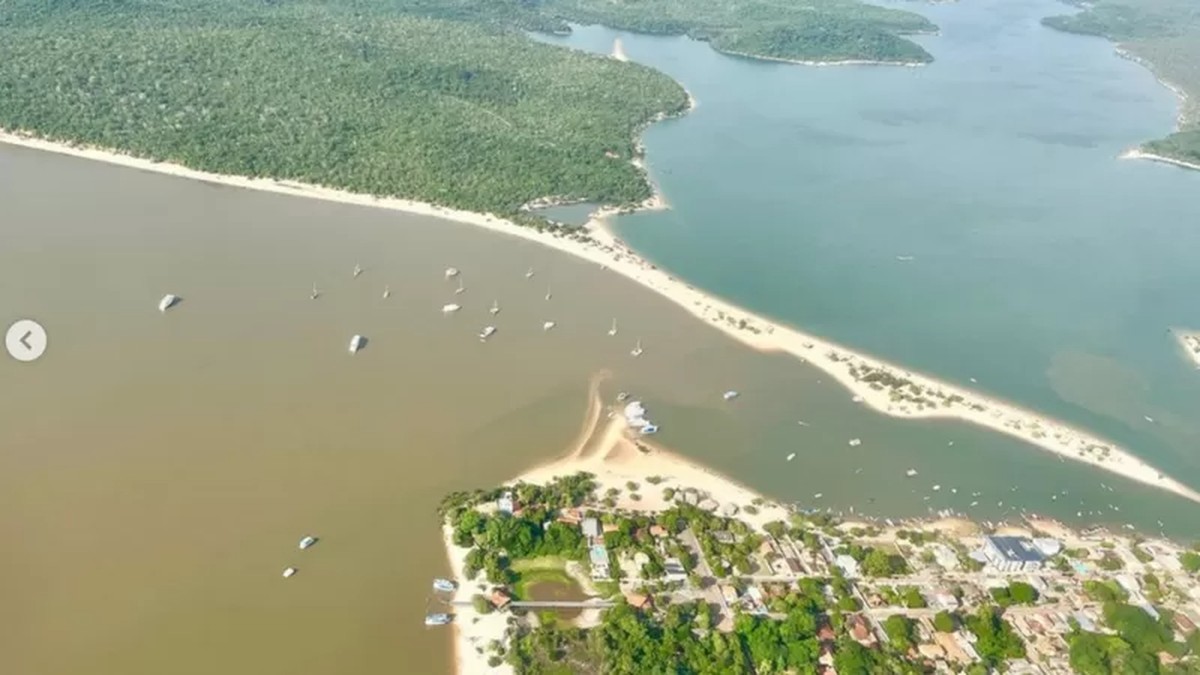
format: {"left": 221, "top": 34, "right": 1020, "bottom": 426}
{"left": 714, "top": 48, "right": 927, "bottom": 68}
{"left": 1175, "top": 330, "right": 1200, "bottom": 368}
{"left": 1121, "top": 148, "right": 1200, "bottom": 172}
{"left": 4, "top": 127, "right": 1198, "bottom": 506}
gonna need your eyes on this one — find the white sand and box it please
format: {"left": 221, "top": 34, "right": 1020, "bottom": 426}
{"left": 611, "top": 38, "right": 629, "bottom": 62}
{"left": 1121, "top": 148, "right": 1200, "bottom": 172}
{"left": 441, "top": 523, "right": 514, "bottom": 675}
{"left": 3, "top": 127, "right": 1198, "bottom": 505}
{"left": 714, "top": 48, "right": 927, "bottom": 68}
{"left": 1175, "top": 330, "right": 1200, "bottom": 368}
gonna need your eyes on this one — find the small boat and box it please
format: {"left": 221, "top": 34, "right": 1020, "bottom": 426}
{"left": 490, "top": 300, "right": 500, "bottom": 315}
{"left": 382, "top": 286, "right": 391, "bottom": 299}
{"left": 607, "top": 318, "right": 618, "bottom": 336}
{"left": 786, "top": 453, "right": 796, "bottom": 462}
{"left": 349, "top": 334, "right": 366, "bottom": 354}
{"left": 722, "top": 390, "right": 739, "bottom": 401}
{"left": 442, "top": 303, "right": 461, "bottom": 313}
{"left": 158, "top": 294, "right": 180, "bottom": 312}
{"left": 424, "top": 613, "right": 451, "bottom": 627}
{"left": 282, "top": 567, "right": 298, "bottom": 579}
{"left": 299, "top": 536, "right": 317, "bottom": 550}
{"left": 455, "top": 278, "right": 465, "bottom": 295}
{"left": 813, "top": 493, "right": 823, "bottom": 499}
{"left": 847, "top": 438, "right": 862, "bottom": 447}
{"left": 905, "top": 469, "right": 918, "bottom": 477}
{"left": 932, "top": 485, "right": 941, "bottom": 491}
{"left": 544, "top": 286, "right": 552, "bottom": 301}
{"left": 525, "top": 267, "right": 534, "bottom": 279}
{"left": 630, "top": 339, "right": 643, "bottom": 358}
{"left": 479, "top": 326, "right": 497, "bottom": 341}
{"left": 353, "top": 264, "right": 363, "bottom": 278}
{"left": 640, "top": 424, "right": 659, "bottom": 435}
{"left": 895, "top": 255, "right": 915, "bottom": 262}
{"left": 616, "top": 392, "right": 629, "bottom": 402}
{"left": 433, "top": 578, "right": 456, "bottom": 593}
{"left": 543, "top": 321, "right": 556, "bottom": 331}
{"left": 445, "top": 267, "right": 460, "bottom": 279}
{"left": 1144, "top": 415, "right": 1155, "bottom": 423}
{"left": 851, "top": 395, "right": 863, "bottom": 403}
{"left": 969, "top": 377, "right": 978, "bottom": 383}
{"left": 310, "top": 284, "right": 320, "bottom": 300}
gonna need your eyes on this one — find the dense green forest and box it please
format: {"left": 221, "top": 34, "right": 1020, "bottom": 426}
{"left": 1043, "top": 0, "right": 1200, "bottom": 165}
{"left": 0, "top": 0, "right": 936, "bottom": 221}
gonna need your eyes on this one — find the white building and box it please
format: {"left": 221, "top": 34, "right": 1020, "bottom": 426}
{"left": 981, "top": 536, "right": 1048, "bottom": 572}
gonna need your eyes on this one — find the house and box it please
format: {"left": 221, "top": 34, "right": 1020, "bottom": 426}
{"left": 603, "top": 522, "right": 621, "bottom": 534}
{"left": 713, "top": 530, "right": 736, "bottom": 544}
{"left": 663, "top": 557, "right": 687, "bottom": 581}
{"left": 848, "top": 615, "right": 875, "bottom": 645}
{"left": 624, "top": 592, "right": 654, "bottom": 610}
{"left": 835, "top": 554, "right": 861, "bottom": 579}
{"left": 981, "top": 536, "right": 1047, "bottom": 572}
{"left": 556, "top": 508, "right": 583, "bottom": 525}
{"left": 589, "top": 544, "right": 611, "bottom": 580}
{"left": 490, "top": 589, "right": 512, "bottom": 610}
{"left": 497, "top": 491, "right": 516, "bottom": 515}
{"left": 649, "top": 524, "right": 668, "bottom": 538}
{"left": 582, "top": 518, "right": 602, "bottom": 540}
{"left": 719, "top": 585, "right": 740, "bottom": 605}
{"left": 932, "top": 589, "right": 960, "bottom": 611}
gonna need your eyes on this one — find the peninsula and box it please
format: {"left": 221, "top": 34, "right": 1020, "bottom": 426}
{"left": 438, "top": 386, "right": 1200, "bottom": 674}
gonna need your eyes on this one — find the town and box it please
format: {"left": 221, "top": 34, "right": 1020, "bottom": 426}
{"left": 439, "top": 470, "right": 1200, "bottom": 674}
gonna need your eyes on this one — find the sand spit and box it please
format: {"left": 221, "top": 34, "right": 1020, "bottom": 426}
{"left": 714, "top": 48, "right": 927, "bottom": 68}
{"left": 2, "top": 128, "right": 1197, "bottom": 505}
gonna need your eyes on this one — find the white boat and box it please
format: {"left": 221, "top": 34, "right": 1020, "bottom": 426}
{"left": 895, "top": 255, "right": 915, "bottom": 262}
{"left": 442, "top": 303, "right": 461, "bottom": 313}
{"left": 905, "top": 469, "right": 918, "bottom": 477}
{"left": 382, "top": 286, "right": 391, "bottom": 299}
{"left": 851, "top": 395, "right": 863, "bottom": 403}
{"left": 353, "top": 264, "right": 363, "bottom": 278}
{"left": 544, "top": 286, "right": 552, "bottom": 301}
{"left": 490, "top": 300, "right": 500, "bottom": 315}
{"left": 425, "top": 613, "right": 451, "bottom": 626}
{"left": 158, "top": 294, "right": 180, "bottom": 312}
{"left": 847, "top": 438, "right": 862, "bottom": 447}
{"left": 543, "top": 321, "right": 556, "bottom": 331}
{"left": 479, "top": 326, "right": 497, "bottom": 341}
{"left": 641, "top": 424, "right": 659, "bottom": 435}
{"left": 349, "top": 334, "right": 366, "bottom": 354}
{"left": 813, "top": 493, "right": 823, "bottom": 499}
{"left": 433, "top": 578, "right": 456, "bottom": 593}
{"left": 722, "top": 390, "right": 739, "bottom": 401}
{"left": 282, "top": 567, "right": 297, "bottom": 579}
{"left": 455, "top": 278, "right": 465, "bottom": 295}
{"left": 932, "top": 485, "right": 941, "bottom": 491}
{"left": 445, "top": 267, "right": 460, "bottom": 279}
{"left": 630, "top": 339, "right": 643, "bottom": 358}
{"left": 1144, "top": 415, "right": 1155, "bottom": 423}
{"left": 299, "top": 536, "right": 317, "bottom": 550}
{"left": 525, "top": 267, "right": 534, "bottom": 279}
{"left": 786, "top": 453, "right": 796, "bottom": 462}
{"left": 310, "top": 284, "right": 320, "bottom": 300}
{"left": 607, "top": 318, "right": 618, "bottom": 336}
{"left": 616, "top": 392, "right": 629, "bottom": 402}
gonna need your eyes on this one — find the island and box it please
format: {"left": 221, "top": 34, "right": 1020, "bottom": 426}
{"left": 438, "top": 397, "right": 1200, "bottom": 673}
{"left": 1044, "top": 0, "right": 1200, "bottom": 170}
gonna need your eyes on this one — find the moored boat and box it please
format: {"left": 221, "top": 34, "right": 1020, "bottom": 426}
{"left": 299, "top": 535, "right": 317, "bottom": 550}
{"left": 158, "top": 294, "right": 180, "bottom": 312}
{"left": 349, "top": 334, "right": 366, "bottom": 354}
{"left": 432, "top": 578, "right": 456, "bottom": 593}
{"left": 425, "top": 613, "right": 451, "bottom": 626}
{"left": 282, "top": 567, "right": 298, "bottom": 579}
{"left": 479, "top": 326, "right": 497, "bottom": 341}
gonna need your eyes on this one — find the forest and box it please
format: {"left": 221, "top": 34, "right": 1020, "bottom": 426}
{"left": 0, "top": 0, "right": 937, "bottom": 222}
{"left": 1043, "top": 0, "right": 1200, "bottom": 164}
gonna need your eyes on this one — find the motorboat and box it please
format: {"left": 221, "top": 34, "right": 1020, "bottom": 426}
{"left": 905, "top": 469, "right": 918, "bottom": 477}
{"left": 616, "top": 392, "right": 629, "bottom": 402}
{"left": 425, "top": 613, "right": 451, "bottom": 626}
{"left": 158, "top": 294, "right": 180, "bottom": 312}
{"left": 630, "top": 339, "right": 643, "bottom": 358}
{"left": 490, "top": 300, "right": 500, "bottom": 315}
{"left": 353, "top": 263, "right": 363, "bottom": 278}
{"left": 455, "top": 278, "right": 465, "bottom": 295}
{"left": 282, "top": 567, "right": 297, "bottom": 579}
{"left": 299, "top": 536, "right": 317, "bottom": 550}
{"left": 786, "top": 453, "right": 796, "bottom": 462}
{"left": 608, "top": 318, "right": 617, "bottom": 336}
{"left": 382, "top": 285, "right": 391, "bottom": 299}
{"left": 433, "top": 578, "right": 456, "bottom": 593}
{"left": 544, "top": 286, "right": 552, "bottom": 301}
{"left": 847, "top": 438, "right": 862, "bottom": 447}
{"left": 479, "top": 326, "right": 497, "bottom": 341}
{"left": 543, "top": 321, "right": 556, "bottom": 331}
{"left": 310, "top": 284, "right": 320, "bottom": 300}
{"left": 813, "top": 493, "right": 823, "bottom": 499}
{"left": 349, "top": 334, "right": 366, "bottom": 354}
{"left": 723, "top": 390, "right": 739, "bottom": 401}
{"left": 445, "top": 267, "right": 460, "bottom": 279}
{"left": 932, "top": 485, "right": 941, "bottom": 492}
{"left": 442, "top": 303, "right": 461, "bottom": 313}
{"left": 525, "top": 267, "right": 534, "bottom": 279}
{"left": 640, "top": 424, "right": 659, "bottom": 435}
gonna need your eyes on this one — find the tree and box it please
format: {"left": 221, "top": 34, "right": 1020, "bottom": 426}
{"left": 863, "top": 548, "right": 906, "bottom": 577}
{"left": 1008, "top": 581, "right": 1038, "bottom": 605}
{"left": 965, "top": 606, "right": 1026, "bottom": 668}
{"left": 933, "top": 610, "right": 956, "bottom": 633}
{"left": 883, "top": 615, "right": 915, "bottom": 652}
{"left": 902, "top": 587, "right": 927, "bottom": 609}
{"left": 1182, "top": 551, "right": 1200, "bottom": 574}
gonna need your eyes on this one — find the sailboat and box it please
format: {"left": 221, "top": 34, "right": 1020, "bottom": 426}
{"left": 607, "top": 318, "right": 618, "bottom": 336}
{"left": 382, "top": 285, "right": 391, "bottom": 299}
{"left": 310, "top": 284, "right": 320, "bottom": 300}
{"left": 455, "top": 278, "right": 465, "bottom": 295}
{"left": 544, "top": 286, "right": 552, "bottom": 301}
{"left": 525, "top": 267, "right": 534, "bottom": 279}
{"left": 353, "top": 263, "right": 363, "bottom": 278}
{"left": 445, "top": 267, "right": 460, "bottom": 279}
{"left": 490, "top": 300, "right": 500, "bottom": 315}
{"left": 630, "top": 339, "right": 643, "bottom": 358}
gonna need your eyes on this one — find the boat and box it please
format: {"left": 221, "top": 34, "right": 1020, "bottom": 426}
{"left": 299, "top": 535, "right": 317, "bottom": 550}
{"left": 543, "top": 321, "right": 556, "bottom": 331}
{"left": 490, "top": 300, "right": 500, "bottom": 315}
{"left": 786, "top": 453, "right": 796, "bottom": 462}
{"left": 349, "top": 334, "right": 366, "bottom": 354}
{"left": 616, "top": 392, "right": 629, "bottom": 402}
{"left": 442, "top": 303, "right": 461, "bottom": 313}
{"left": 433, "top": 578, "right": 456, "bottom": 593}
{"left": 382, "top": 285, "right": 391, "bottom": 299}
{"left": 353, "top": 263, "right": 363, "bottom": 278}
{"left": 905, "top": 469, "right": 918, "bottom": 477}
{"left": 851, "top": 395, "right": 863, "bottom": 403}
{"left": 479, "top": 326, "right": 497, "bottom": 341}
{"left": 607, "top": 318, "right": 618, "bottom": 336}
{"left": 455, "top": 278, "right": 465, "bottom": 295}
{"left": 722, "top": 390, "right": 739, "bottom": 401}
{"left": 1144, "top": 415, "right": 1155, "bottom": 423}
{"left": 932, "top": 485, "right": 941, "bottom": 491}
{"left": 544, "top": 286, "right": 552, "bottom": 301}
{"left": 847, "top": 438, "right": 862, "bottom": 447}
{"left": 630, "top": 339, "right": 643, "bottom": 358}
{"left": 310, "top": 284, "right": 320, "bottom": 300}
{"left": 640, "top": 424, "right": 659, "bottom": 435}
{"left": 282, "top": 567, "right": 297, "bottom": 579}
{"left": 425, "top": 613, "right": 452, "bottom": 627}
{"left": 158, "top": 294, "right": 180, "bottom": 312}
{"left": 445, "top": 267, "right": 460, "bottom": 279}
{"left": 814, "top": 493, "right": 823, "bottom": 499}
{"left": 895, "top": 255, "right": 915, "bottom": 262}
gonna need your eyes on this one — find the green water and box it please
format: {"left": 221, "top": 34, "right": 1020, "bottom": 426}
{"left": 538, "top": 0, "right": 1200, "bottom": 503}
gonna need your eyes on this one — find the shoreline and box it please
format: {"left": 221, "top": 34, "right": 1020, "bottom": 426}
{"left": 3, "top": 130, "right": 1199, "bottom": 506}
{"left": 1120, "top": 147, "right": 1200, "bottom": 172}
{"left": 1173, "top": 329, "right": 1200, "bottom": 369}
{"left": 714, "top": 48, "right": 928, "bottom": 68}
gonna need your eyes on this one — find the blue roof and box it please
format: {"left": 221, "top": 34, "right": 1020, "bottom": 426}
{"left": 986, "top": 536, "right": 1046, "bottom": 563}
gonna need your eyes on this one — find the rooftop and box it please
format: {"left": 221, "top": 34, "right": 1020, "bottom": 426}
{"left": 985, "top": 535, "right": 1046, "bottom": 563}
